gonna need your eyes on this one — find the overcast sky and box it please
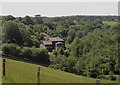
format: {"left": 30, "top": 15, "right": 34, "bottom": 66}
{"left": 1, "top": 0, "right": 119, "bottom": 2}
{"left": 1, "top": 1, "right": 119, "bottom": 17}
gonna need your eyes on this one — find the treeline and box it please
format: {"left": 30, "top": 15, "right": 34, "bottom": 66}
{"left": 2, "top": 15, "right": 117, "bottom": 47}
{"left": 2, "top": 43, "right": 49, "bottom": 63}
{"left": 2, "top": 15, "right": 118, "bottom": 23}
{"left": 1, "top": 15, "right": 119, "bottom": 81}
{"left": 49, "top": 16, "right": 118, "bottom": 22}
{"left": 49, "top": 27, "right": 119, "bottom": 80}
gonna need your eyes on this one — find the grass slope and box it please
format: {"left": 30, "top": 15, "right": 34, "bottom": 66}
{"left": 2, "top": 58, "right": 117, "bottom": 84}
{"left": 0, "top": 58, "right": 2, "bottom": 84}
{"left": 103, "top": 21, "right": 118, "bottom": 26}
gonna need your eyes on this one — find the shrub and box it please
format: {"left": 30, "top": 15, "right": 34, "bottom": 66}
{"left": 2, "top": 44, "right": 49, "bottom": 63}
{"left": 2, "top": 43, "right": 21, "bottom": 57}
{"left": 20, "top": 47, "right": 32, "bottom": 59}
{"left": 31, "top": 47, "right": 49, "bottom": 63}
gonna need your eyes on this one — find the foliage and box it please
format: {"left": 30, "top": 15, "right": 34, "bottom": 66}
{"left": 2, "top": 43, "right": 49, "bottom": 63}
{"left": 2, "top": 43, "right": 21, "bottom": 57}
{"left": 3, "top": 21, "right": 24, "bottom": 45}
{"left": 2, "top": 15, "right": 119, "bottom": 81}
{"left": 22, "top": 16, "right": 34, "bottom": 25}
{"left": 2, "top": 15, "right": 16, "bottom": 21}
{"left": 3, "top": 59, "right": 117, "bottom": 83}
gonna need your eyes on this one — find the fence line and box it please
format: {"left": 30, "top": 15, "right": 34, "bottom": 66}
{"left": 6, "top": 59, "right": 93, "bottom": 81}
{"left": 5, "top": 59, "right": 96, "bottom": 82}
{"left": 41, "top": 67, "right": 96, "bottom": 82}
{"left": 3, "top": 58, "right": 113, "bottom": 83}
{"left": 6, "top": 59, "right": 38, "bottom": 69}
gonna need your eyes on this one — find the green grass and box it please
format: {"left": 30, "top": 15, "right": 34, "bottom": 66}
{"left": 103, "top": 21, "right": 118, "bottom": 26}
{"left": 2, "top": 58, "right": 118, "bottom": 84}
{"left": 0, "top": 57, "right": 2, "bottom": 84}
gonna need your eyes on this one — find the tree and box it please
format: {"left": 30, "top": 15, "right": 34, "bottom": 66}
{"left": 68, "top": 29, "right": 75, "bottom": 42}
{"left": 15, "top": 17, "right": 23, "bottom": 23}
{"left": 3, "top": 15, "right": 16, "bottom": 21}
{"left": 33, "top": 24, "right": 44, "bottom": 33}
{"left": 43, "top": 22, "right": 55, "bottom": 30}
{"left": 70, "top": 37, "right": 81, "bottom": 57}
{"left": 94, "top": 19, "right": 103, "bottom": 25}
{"left": 19, "top": 24, "right": 33, "bottom": 46}
{"left": 76, "top": 30, "right": 83, "bottom": 38}
{"left": 65, "top": 56, "right": 77, "bottom": 73}
{"left": 66, "top": 36, "right": 72, "bottom": 44}
{"left": 3, "top": 21, "right": 23, "bottom": 45}
{"left": 35, "top": 15, "right": 43, "bottom": 24}
{"left": 23, "top": 16, "right": 34, "bottom": 25}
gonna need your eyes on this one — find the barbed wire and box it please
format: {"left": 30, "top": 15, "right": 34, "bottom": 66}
{"left": 41, "top": 67, "right": 96, "bottom": 82}
{"left": 6, "top": 59, "right": 38, "bottom": 69}
{"left": 2, "top": 58, "right": 115, "bottom": 83}
{"left": 5, "top": 59, "right": 96, "bottom": 82}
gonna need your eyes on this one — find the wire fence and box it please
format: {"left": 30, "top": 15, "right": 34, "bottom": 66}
{"left": 3, "top": 59, "right": 38, "bottom": 83}
{"left": 0, "top": 57, "right": 2, "bottom": 85}
{"left": 1, "top": 58, "right": 118, "bottom": 84}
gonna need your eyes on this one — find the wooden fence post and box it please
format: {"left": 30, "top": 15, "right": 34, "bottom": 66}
{"left": 37, "top": 66, "right": 40, "bottom": 85}
{"left": 3, "top": 59, "right": 6, "bottom": 77}
{"left": 96, "top": 79, "right": 100, "bottom": 85}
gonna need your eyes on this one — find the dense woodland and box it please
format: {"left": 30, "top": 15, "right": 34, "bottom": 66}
{"left": 1, "top": 15, "right": 120, "bottom": 81}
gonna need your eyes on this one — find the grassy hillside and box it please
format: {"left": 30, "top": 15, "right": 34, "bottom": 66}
{"left": 2, "top": 58, "right": 117, "bottom": 84}
{"left": 103, "top": 21, "right": 118, "bottom": 26}
{"left": 0, "top": 58, "right": 2, "bottom": 84}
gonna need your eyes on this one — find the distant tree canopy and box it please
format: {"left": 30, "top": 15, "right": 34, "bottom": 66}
{"left": 2, "top": 15, "right": 16, "bottom": 21}
{"left": 35, "top": 15, "right": 44, "bottom": 24}
{"left": 22, "top": 16, "right": 34, "bottom": 25}
{"left": 1, "top": 15, "right": 119, "bottom": 81}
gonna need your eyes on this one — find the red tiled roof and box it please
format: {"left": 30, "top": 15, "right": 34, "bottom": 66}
{"left": 43, "top": 41, "right": 52, "bottom": 45}
{"left": 48, "top": 37, "right": 64, "bottom": 41}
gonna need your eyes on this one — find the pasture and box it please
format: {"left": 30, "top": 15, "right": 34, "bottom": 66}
{"left": 0, "top": 57, "right": 2, "bottom": 84}
{"left": 103, "top": 21, "right": 118, "bottom": 26}
{"left": 2, "top": 58, "right": 118, "bottom": 84}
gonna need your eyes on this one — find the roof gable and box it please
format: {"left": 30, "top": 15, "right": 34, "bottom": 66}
{"left": 48, "top": 37, "right": 64, "bottom": 42}
{"left": 43, "top": 41, "right": 52, "bottom": 45}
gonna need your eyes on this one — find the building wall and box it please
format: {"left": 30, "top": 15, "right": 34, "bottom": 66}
{"left": 51, "top": 41, "right": 65, "bottom": 49}
{"left": 40, "top": 39, "right": 65, "bottom": 52}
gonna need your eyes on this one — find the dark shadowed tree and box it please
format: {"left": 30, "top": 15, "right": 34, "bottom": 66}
{"left": 23, "top": 16, "right": 34, "bottom": 25}
{"left": 3, "top": 21, "right": 23, "bottom": 45}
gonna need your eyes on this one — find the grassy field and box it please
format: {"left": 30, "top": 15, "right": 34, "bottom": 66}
{"left": 0, "top": 57, "right": 2, "bottom": 84}
{"left": 103, "top": 21, "right": 118, "bottom": 26}
{"left": 2, "top": 58, "right": 118, "bottom": 84}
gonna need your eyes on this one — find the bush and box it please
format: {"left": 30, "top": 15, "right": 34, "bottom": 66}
{"left": 2, "top": 43, "right": 21, "bottom": 57}
{"left": 99, "top": 75, "right": 117, "bottom": 81}
{"left": 109, "top": 76, "right": 116, "bottom": 80}
{"left": 31, "top": 47, "right": 49, "bottom": 63}
{"left": 109, "top": 71, "right": 117, "bottom": 80}
{"left": 20, "top": 47, "right": 32, "bottom": 59}
{"left": 2, "top": 43, "right": 49, "bottom": 63}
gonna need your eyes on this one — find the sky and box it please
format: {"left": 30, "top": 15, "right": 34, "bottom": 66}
{"left": 0, "top": 0, "right": 119, "bottom": 17}
{"left": 1, "top": 0, "right": 120, "bottom": 2}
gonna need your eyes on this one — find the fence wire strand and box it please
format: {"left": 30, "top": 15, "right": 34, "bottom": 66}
{"left": 2, "top": 58, "right": 116, "bottom": 83}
